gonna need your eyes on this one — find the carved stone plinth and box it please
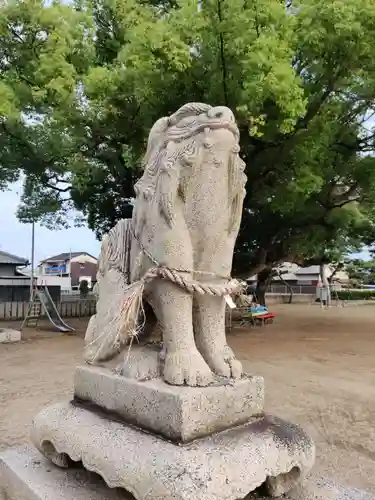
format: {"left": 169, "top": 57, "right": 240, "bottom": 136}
{"left": 0, "top": 446, "right": 131, "bottom": 500}
{"left": 1, "top": 446, "right": 374, "bottom": 500}
{"left": 74, "top": 365, "right": 264, "bottom": 442}
{"left": 30, "top": 401, "right": 315, "bottom": 500}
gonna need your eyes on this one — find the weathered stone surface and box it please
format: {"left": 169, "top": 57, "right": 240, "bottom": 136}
{"left": 85, "top": 103, "right": 248, "bottom": 387}
{"left": 278, "top": 478, "right": 375, "bottom": 500}
{"left": 30, "top": 401, "right": 315, "bottom": 500}
{"left": 1, "top": 446, "right": 374, "bottom": 500}
{"left": 120, "top": 345, "right": 162, "bottom": 380}
{"left": 21, "top": 104, "right": 316, "bottom": 500}
{"left": 0, "top": 446, "right": 131, "bottom": 500}
{"left": 74, "top": 365, "right": 264, "bottom": 442}
{"left": 0, "top": 328, "right": 21, "bottom": 343}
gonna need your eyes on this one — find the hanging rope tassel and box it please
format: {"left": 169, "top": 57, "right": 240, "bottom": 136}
{"left": 84, "top": 265, "right": 242, "bottom": 366}
{"left": 84, "top": 280, "right": 146, "bottom": 365}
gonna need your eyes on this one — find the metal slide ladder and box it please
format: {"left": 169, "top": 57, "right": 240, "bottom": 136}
{"left": 21, "top": 285, "right": 75, "bottom": 333}
{"left": 36, "top": 286, "right": 75, "bottom": 332}
{"left": 22, "top": 298, "right": 42, "bottom": 328}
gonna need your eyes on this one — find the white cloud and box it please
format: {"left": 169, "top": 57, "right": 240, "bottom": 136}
{"left": 0, "top": 183, "right": 100, "bottom": 263}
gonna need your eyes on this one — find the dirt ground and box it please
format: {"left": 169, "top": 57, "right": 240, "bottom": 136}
{"left": 1, "top": 303, "right": 375, "bottom": 493}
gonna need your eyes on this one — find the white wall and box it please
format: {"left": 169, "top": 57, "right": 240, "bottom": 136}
{"left": 296, "top": 273, "right": 319, "bottom": 283}
{"left": 37, "top": 275, "right": 72, "bottom": 290}
{"left": 71, "top": 254, "right": 97, "bottom": 264}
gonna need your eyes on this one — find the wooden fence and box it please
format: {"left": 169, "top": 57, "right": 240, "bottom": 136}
{"left": 0, "top": 299, "right": 96, "bottom": 321}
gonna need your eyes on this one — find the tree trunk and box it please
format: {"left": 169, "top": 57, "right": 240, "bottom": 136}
{"left": 256, "top": 268, "right": 272, "bottom": 306}
{"left": 319, "top": 263, "right": 331, "bottom": 307}
{"left": 277, "top": 271, "right": 293, "bottom": 304}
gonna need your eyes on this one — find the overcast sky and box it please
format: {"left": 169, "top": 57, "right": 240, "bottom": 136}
{"left": 0, "top": 183, "right": 100, "bottom": 264}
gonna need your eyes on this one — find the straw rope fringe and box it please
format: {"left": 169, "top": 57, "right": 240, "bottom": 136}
{"left": 85, "top": 218, "right": 241, "bottom": 365}
{"left": 85, "top": 264, "right": 240, "bottom": 365}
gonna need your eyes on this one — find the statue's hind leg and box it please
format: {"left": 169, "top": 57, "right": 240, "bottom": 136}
{"left": 194, "top": 294, "right": 243, "bottom": 379}
{"left": 146, "top": 280, "right": 214, "bottom": 386}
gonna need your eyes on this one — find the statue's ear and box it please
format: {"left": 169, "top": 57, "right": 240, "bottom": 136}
{"left": 168, "top": 103, "right": 212, "bottom": 126}
{"left": 144, "top": 117, "right": 169, "bottom": 165}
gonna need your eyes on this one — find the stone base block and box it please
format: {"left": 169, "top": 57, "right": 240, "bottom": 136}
{"left": 30, "top": 401, "right": 315, "bottom": 500}
{"left": 0, "top": 446, "right": 375, "bottom": 500}
{"left": 74, "top": 365, "right": 264, "bottom": 442}
{"left": 1, "top": 446, "right": 374, "bottom": 500}
{"left": 0, "top": 328, "right": 21, "bottom": 343}
{"left": 0, "top": 446, "right": 131, "bottom": 500}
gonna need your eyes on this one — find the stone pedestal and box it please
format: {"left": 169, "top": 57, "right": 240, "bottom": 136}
{"left": 25, "top": 360, "right": 316, "bottom": 500}
{"left": 2, "top": 447, "right": 374, "bottom": 500}
{"left": 30, "top": 400, "right": 314, "bottom": 500}
{"left": 0, "top": 446, "right": 132, "bottom": 500}
{"left": 74, "top": 365, "right": 264, "bottom": 442}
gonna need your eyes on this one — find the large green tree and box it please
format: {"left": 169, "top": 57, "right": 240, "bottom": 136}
{"left": 2, "top": 0, "right": 375, "bottom": 278}
{"left": 345, "top": 258, "right": 375, "bottom": 285}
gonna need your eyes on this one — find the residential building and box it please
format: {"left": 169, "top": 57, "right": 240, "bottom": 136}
{"left": 0, "top": 251, "right": 34, "bottom": 301}
{"left": 38, "top": 252, "right": 98, "bottom": 290}
{"left": 0, "top": 251, "right": 28, "bottom": 277}
{"left": 247, "top": 262, "right": 349, "bottom": 294}
{"left": 291, "top": 264, "right": 349, "bottom": 286}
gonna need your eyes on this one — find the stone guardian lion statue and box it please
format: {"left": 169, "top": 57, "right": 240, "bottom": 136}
{"left": 84, "top": 103, "right": 247, "bottom": 387}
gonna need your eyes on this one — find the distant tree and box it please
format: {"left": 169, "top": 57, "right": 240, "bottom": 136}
{"left": 345, "top": 259, "right": 375, "bottom": 285}
{"left": 79, "top": 279, "right": 89, "bottom": 298}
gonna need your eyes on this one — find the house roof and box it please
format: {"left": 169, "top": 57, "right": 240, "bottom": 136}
{"left": 295, "top": 265, "right": 321, "bottom": 275}
{"left": 40, "top": 252, "right": 97, "bottom": 263}
{"left": 0, "top": 250, "right": 28, "bottom": 265}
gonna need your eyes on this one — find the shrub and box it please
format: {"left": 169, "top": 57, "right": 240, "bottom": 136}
{"left": 336, "top": 289, "right": 375, "bottom": 301}
{"left": 79, "top": 279, "right": 89, "bottom": 298}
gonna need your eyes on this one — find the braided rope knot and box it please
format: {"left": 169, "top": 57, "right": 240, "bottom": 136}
{"left": 85, "top": 264, "right": 240, "bottom": 366}
{"left": 142, "top": 266, "right": 241, "bottom": 296}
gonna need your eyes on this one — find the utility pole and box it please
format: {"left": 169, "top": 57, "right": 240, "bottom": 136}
{"left": 29, "top": 221, "right": 35, "bottom": 300}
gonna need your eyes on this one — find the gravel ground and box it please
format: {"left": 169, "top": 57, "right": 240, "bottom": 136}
{"left": 0, "top": 303, "right": 374, "bottom": 493}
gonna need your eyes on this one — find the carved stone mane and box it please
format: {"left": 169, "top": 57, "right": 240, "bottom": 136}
{"left": 97, "top": 220, "right": 131, "bottom": 280}
{"left": 133, "top": 103, "right": 246, "bottom": 238}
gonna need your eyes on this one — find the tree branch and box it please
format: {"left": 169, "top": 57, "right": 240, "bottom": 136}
{"left": 298, "top": 86, "right": 333, "bottom": 130}
{"left": 328, "top": 263, "right": 343, "bottom": 284}
{"left": 45, "top": 183, "right": 71, "bottom": 193}
{"left": 296, "top": 69, "right": 345, "bottom": 131}
{"left": 8, "top": 26, "right": 25, "bottom": 45}
{"left": 46, "top": 173, "right": 71, "bottom": 185}
{"left": 0, "top": 121, "right": 36, "bottom": 158}
{"left": 333, "top": 196, "right": 362, "bottom": 209}
{"left": 216, "top": 0, "right": 229, "bottom": 106}
{"left": 254, "top": 2, "right": 260, "bottom": 38}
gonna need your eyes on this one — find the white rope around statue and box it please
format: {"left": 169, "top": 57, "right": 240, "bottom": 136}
{"left": 85, "top": 224, "right": 241, "bottom": 365}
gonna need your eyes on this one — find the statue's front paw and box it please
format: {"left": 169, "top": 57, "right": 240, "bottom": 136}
{"left": 204, "top": 345, "right": 243, "bottom": 379}
{"left": 163, "top": 349, "right": 214, "bottom": 387}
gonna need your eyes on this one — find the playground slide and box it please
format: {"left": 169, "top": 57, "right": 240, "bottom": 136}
{"left": 36, "top": 287, "right": 75, "bottom": 333}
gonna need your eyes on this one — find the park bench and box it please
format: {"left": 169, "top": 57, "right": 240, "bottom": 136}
{"left": 253, "top": 312, "right": 276, "bottom": 326}
{"left": 235, "top": 308, "right": 276, "bottom": 328}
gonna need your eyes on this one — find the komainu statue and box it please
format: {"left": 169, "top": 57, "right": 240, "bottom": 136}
{"left": 84, "top": 103, "right": 247, "bottom": 387}
{"left": 29, "top": 107, "right": 315, "bottom": 500}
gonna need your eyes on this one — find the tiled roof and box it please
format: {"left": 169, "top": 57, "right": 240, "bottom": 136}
{"left": 40, "top": 252, "right": 96, "bottom": 262}
{"left": 0, "top": 250, "right": 28, "bottom": 265}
